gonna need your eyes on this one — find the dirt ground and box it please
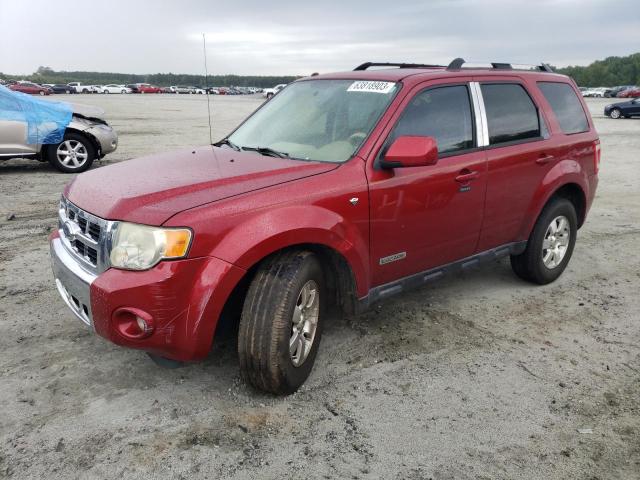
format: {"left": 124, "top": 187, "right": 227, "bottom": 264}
{"left": 0, "top": 94, "right": 638, "bottom": 480}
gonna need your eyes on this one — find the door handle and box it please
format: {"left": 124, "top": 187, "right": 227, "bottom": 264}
{"left": 455, "top": 170, "right": 479, "bottom": 183}
{"left": 536, "top": 154, "right": 555, "bottom": 165}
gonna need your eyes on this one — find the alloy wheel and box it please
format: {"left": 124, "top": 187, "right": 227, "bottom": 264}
{"left": 289, "top": 280, "right": 320, "bottom": 367}
{"left": 542, "top": 215, "right": 570, "bottom": 269}
{"left": 56, "top": 140, "right": 89, "bottom": 169}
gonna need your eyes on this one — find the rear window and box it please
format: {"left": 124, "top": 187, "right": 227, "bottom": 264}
{"left": 538, "top": 82, "right": 589, "bottom": 134}
{"left": 481, "top": 84, "right": 541, "bottom": 145}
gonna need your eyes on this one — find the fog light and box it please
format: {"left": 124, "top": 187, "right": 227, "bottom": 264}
{"left": 113, "top": 307, "right": 154, "bottom": 340}
{"left": 136, "top": 316, "right": 148, "bottom": 332}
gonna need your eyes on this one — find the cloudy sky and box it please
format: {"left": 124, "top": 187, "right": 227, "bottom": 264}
{"left": 1, "top": 0, "right": 638, "bottom": 76}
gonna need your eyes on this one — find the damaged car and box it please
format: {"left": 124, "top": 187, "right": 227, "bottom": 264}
{"left": 0, "top": 85, "right": 118, "bottom": 172}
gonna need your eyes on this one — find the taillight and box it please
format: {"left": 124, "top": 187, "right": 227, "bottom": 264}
{"left": 594, "top": 140, "right": 601, "bottom": 174}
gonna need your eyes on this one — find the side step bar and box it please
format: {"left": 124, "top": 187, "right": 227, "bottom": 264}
{"left": 357, "top": 241, "right": 527, "bottom": 312}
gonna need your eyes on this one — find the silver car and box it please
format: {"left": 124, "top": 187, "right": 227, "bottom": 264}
{"left": 0, "top": 93, "right": 118, "bottom": 173}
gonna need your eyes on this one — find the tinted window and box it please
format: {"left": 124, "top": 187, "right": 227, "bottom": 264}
{"left": 390, "top": 85, "right": 474, "bottom": 154}
{"left": 538, "top": 82, "right": 589, "bottom": 134}
{"left": 481, "top": 84, "right": 540, "bottom": 145}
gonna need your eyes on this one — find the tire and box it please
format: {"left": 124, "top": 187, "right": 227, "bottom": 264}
{"left": 39, "top": 90, "right": 45, "bottom": 95}
{"left": 267, "top": 93, "right": 274, "bottom": 99}
{"left": 238, "top": 250, "right": 325, "bottom": 395}
{"left": 610, "top": 108, "right": 621, "bottom": 119}
{"left": 47, "top": 131, "right": 96, "bottom": 173}
{"left": 510, "top": 197, "right": 577, "bottom": 285}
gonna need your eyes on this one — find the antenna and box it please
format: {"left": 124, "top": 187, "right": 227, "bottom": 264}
{"left": 202, "top": 33, "right": 213, "bottom": 145}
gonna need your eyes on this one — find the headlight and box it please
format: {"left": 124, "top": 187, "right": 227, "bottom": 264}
{"left": 109, "top": 222, "right": 192, "bottom": 270}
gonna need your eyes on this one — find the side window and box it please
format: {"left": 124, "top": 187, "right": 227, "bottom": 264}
{"left": 389, "top": 85, "right": 474, "bottom": 155}
{"left": 537, "top": 82, "right": 589, "bottom": 134}
{"left": 481, "top": 83, "right": 541, "bottom": 145}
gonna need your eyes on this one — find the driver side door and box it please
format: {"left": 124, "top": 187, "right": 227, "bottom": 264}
{"left": 366, "top": 80, "right": 488, "bottom": 287}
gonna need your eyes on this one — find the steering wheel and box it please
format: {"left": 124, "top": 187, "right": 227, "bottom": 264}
{"left": 348, "top": 131, "right": 367, "bottom": 146}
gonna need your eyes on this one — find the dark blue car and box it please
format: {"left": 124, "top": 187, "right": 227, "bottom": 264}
{"left": 604, "top": 98, "right": 640, "bottom": 119}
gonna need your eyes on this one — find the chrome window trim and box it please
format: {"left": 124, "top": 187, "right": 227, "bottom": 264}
{"left": 469, "top": 81, "right": 489, "bottom": 147}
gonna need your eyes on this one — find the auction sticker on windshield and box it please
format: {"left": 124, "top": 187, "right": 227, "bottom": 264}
{"left": 347, "top": 81, "right": 396, "bottom": 94}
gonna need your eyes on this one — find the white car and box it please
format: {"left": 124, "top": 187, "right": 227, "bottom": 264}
{"left": 262, "top": 84, "right": 287, "bottom": 99}
{"left": 102, "top": 84, "right": 131, "bottom": 94}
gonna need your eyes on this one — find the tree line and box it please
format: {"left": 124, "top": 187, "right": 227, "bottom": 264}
{"left": 0, "top": 66, "right": 298, "bottom": 88}
{"left": 556, "top": 52, "right": 640, "bottom": 87}
{"left": 2, "top": 52, "right": 639, "bottom": 88}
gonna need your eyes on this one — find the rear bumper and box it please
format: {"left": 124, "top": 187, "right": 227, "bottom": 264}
{"left": 50, "top": 231, "right": 246, "bottom": 361}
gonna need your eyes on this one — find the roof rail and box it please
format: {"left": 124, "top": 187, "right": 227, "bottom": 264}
{"left": 353, "top": 62, "right": 444, "bottom": 71}
{"left": 446, "top": 58, "right": 554, "bottom": 73}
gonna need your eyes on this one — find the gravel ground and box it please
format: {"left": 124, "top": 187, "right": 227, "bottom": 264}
{"left": 0, "top": 95, "right": 638, "bottom": 479}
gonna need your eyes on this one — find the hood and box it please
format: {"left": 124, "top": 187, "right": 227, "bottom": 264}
{"left": 65, "top": 146, "right": 338, "bottom": 225}
{"left": 70, "top": 103, "right": 106, "bottom": 120}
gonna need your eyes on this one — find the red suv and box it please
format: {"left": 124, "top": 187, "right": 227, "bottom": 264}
{"left": 50, "top": 59, "right": 599, "bottom": 394}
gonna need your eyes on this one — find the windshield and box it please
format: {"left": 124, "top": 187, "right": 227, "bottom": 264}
{"left": 227, "top": 79, "right": 399, "bottom": 162}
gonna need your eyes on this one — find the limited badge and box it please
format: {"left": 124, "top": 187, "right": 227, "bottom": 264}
{"left": 347, "top": 81, "right": 396, "bottom": 94}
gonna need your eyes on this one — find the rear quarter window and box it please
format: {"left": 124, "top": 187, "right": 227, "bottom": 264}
{"left": 537, "top": 82, "right": 589, "bottom": 134}
{"left": 481, "top": 83, "right": 541, "bottom": 145}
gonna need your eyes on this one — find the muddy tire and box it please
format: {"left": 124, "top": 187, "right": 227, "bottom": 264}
{"left": 510, "top": 197, "right": 577, "bottom": 285}
{"left": 238, "top": 250, "right": 324, "bottom": 395}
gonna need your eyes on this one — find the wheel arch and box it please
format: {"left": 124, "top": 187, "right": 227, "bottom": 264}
{"left": 520, "top": 179, "right": 588, "bottom": 241}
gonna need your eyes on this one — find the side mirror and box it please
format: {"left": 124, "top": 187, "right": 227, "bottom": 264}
{"left": 380, "top": 136, "right": 438, "bottom": 169}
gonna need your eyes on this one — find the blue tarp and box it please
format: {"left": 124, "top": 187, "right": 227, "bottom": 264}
{"left": 0, "top": 84, "right": 73, "bottom": 144}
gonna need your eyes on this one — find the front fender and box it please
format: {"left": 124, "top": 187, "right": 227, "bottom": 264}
{"left": 210, "top": 205, "right": 370, "bottom": 297}
{"left": 518, "top": 158, "right": 589, "bottom": 239}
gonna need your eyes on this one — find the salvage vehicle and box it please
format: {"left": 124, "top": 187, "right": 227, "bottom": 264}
{"left": 67, "top": 82, "right": 94, "bottom": 94}
{"left": 0, "top": 85, "right": 117, "bottom": 172}
{"left": 605, "top": 97, "right": 640, "bottom": 118}
{"left": 138, "top": 84, "right": 162, "bottom": 94}
{"left": 9, "top": 81, "right": 51, "bottom": 95}
{"left": 617, "top": 87, "right": 640, "bottom": 98}
{"left": 262, "top": 83, "right": 287, "bottom": 98}
{"left": 102, "top": 84, "right": 130, "bottom": 94}
{"left": 50, "top": 59, "right": 599, "bottom": 394}
{"left": 48, "top": 84, "right": 77, "bottom": 94}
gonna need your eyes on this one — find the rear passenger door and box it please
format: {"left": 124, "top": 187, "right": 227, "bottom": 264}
{"left": 474, "top": 78, "right": 555, "bottom": 251}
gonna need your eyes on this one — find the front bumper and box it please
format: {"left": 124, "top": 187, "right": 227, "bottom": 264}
{"left": 50, "top": 235, "right": 96, "bottom": 327}
{"left": 86, "top": 124, "right": 118, "bottom": 156}
{"left": 50, "top": 230, "right": 246, "bottom": 361}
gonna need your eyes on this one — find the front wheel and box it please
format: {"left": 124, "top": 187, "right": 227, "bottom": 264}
{"left": 610, "top": 108, "right": 622, "bottom": 119}
{"left": 238, "top": 250, "right": 325, "bottom": 395}
{"left": 47, "top": 132, "right": 96, "bottom": 173}
{"left": 510, "top": 197, "right": 577, "bottom": 285}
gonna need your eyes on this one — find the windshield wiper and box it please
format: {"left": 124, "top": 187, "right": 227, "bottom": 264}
{"left": 213, "top": 138, "right": 241, "bottom": 151}
{"left": 240, "top": 146, "right": 290, "bottom": 158}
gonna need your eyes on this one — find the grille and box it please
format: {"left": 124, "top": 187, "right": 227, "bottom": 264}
{"left": 58, "top": 197, "right": 111, "bottom": 273}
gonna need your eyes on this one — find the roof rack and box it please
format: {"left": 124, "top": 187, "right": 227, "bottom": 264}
{"left": 353, "top": 62, "right": 444, "bottom": 71}
{"left": 446, "top": 57, "right": 554, "bottom": 73}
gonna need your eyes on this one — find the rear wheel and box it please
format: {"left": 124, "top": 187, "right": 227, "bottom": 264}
{"left": 510, "top": 197, "right": 577, "bottom": 284}
{"left": 238, "top": 250, "right": 325, "bottom": 395}
{"left": 47, "top": 132, "right": 95, "bottom": 173}
{"left": 610, "top": 108, "right": 621, "bottom": 119}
